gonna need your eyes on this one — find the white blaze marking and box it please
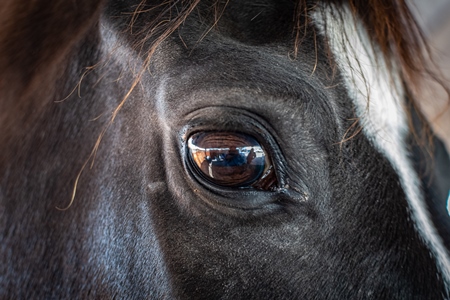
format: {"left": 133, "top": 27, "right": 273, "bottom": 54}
{"left": 312, "top": 4, "right": 450, "bottom": 288}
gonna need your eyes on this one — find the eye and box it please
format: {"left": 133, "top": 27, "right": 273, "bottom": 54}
{"left": 187, "top": 131, "right": 277, "bottom": 190}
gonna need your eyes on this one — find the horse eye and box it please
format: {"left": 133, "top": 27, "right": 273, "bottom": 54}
{"left": 187, "top": 132, "right": 276, "bottom": 189}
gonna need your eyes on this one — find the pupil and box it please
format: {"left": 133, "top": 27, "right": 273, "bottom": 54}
{"left": 187, "top": 132, "right": 266, "bottom": 187}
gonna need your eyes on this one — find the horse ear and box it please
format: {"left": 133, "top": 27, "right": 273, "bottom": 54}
{"left": 0, "top": 0, "right": 105, "bottom": 96}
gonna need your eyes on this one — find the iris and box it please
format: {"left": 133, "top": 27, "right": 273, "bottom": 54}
{"left": 187, "top": 132, "right": 268, "bottom": 188}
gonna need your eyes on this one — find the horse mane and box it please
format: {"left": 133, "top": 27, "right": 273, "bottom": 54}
{"left": 326, "top": 0, "right": 445, "bottom": 147}
{"left": 334, "top": 0, "right": 427, "bottom": 86}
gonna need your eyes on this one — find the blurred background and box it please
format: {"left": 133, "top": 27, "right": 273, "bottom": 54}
{"left": 410, "top": 0, "right": 450, "bottom": 151}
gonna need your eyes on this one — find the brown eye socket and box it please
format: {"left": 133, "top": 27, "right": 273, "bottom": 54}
{"left": 187, "top": 132, "right": 276, "bottom": 189}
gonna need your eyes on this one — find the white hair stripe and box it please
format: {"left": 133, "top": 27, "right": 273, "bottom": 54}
{"left": 312, "top": 3, "right": 450, "bottom": 290}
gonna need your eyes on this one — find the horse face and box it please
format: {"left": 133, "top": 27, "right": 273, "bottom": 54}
{"left": 1, "top": 0, "right": 448, "bottom": 298}
{"left": 101, "top": 1, "right": 445, "bottom": 298}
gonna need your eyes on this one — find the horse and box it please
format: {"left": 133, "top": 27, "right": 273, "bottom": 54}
{"left": 1, "top": 0, "right": 450, "bottom": 298}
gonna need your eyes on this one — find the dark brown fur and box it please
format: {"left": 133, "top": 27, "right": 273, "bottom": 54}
{"left": 0, "top": 0, "right": 105, "bottom": 171}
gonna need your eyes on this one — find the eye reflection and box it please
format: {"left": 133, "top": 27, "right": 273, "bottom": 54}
{"left": 187, "top": 132, "right": 270, "bottom": 188}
